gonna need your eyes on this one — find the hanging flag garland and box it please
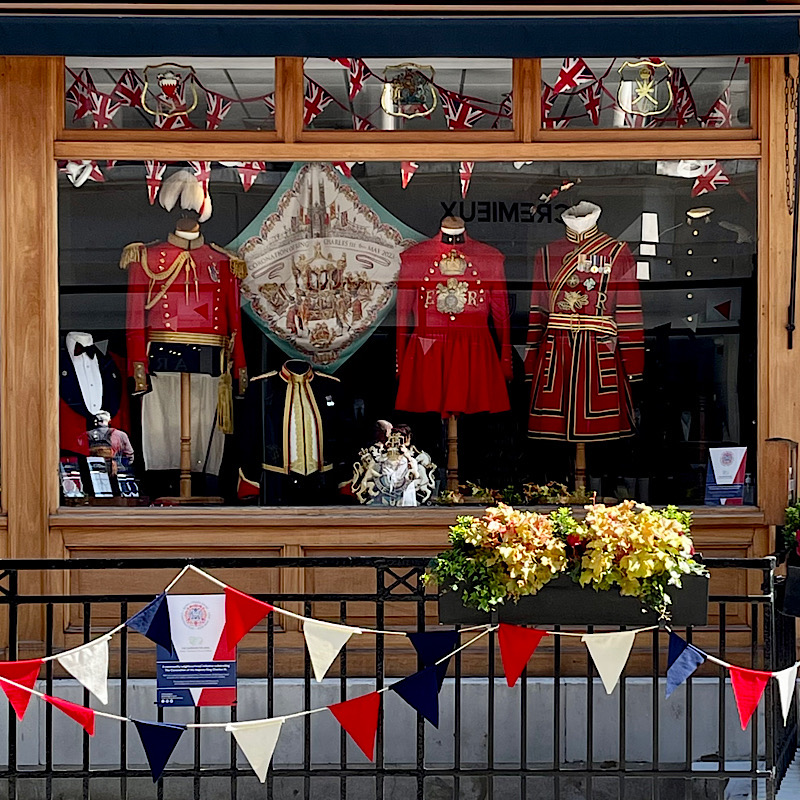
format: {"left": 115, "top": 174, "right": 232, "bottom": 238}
{"left": 205, "top": 91, "right": 233, "bottom": 131}
{"left": 553, "top": 58, "right": 596, "bottom": 94}
{"left": 459, "top": 161, "right": 475, "bottom": 198}
{"left": 144, "top": 161, "right": 168, "bottom": 205}
{"left": 303, "top": 80, "right": 334, "bottom": 126}
{"left": 226, "top": 717, "right": 285, "bottom": 782}
{"left": 328, "top": 691, "right": 381, "bottom": 761}
{"left": 691, "top": 161, "right": 730, "bottom": 197}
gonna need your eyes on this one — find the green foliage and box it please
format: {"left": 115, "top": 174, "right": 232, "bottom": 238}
{"left": 781, "top": 502, "right": 800, "bottom": 552}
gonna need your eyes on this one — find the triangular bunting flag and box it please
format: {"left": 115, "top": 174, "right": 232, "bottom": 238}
{"left": 56, "top": 634, "right": 111, "bottom": 705}
{"left": 303, "top": 619, "right": 361, "bottom": 682}
{"left": 729, "top": 665, "right": 771, "bottom": 730}
{"left": 401, "top": 161, "right": 419, "bottom": 189}
{"left": 226, "top": 717, "right": 284, "bottom": 783}
{"left": 224, "top": 586, "right": 274, "bottom": 650}
{"left": 391, "top": 667, "right": 440, "bottom": 726}
{"left": 498, "top": 624, "right": 548, "bottom": 688}
{"left": 328, "top": 691, "right": 381, "bottom": 761}
{"left": 126, "top": 593, "right": 173, "bottom": 653}
{"left": 0, "top": 659, "right": 42, "bottom": 720}
{"left": 665, "top": 632, "right": 706, "bottom": 698}
{"left": 133, "top": 719, "right": 186, "bottom": 782}
{"left": 144, "top": 161, "right": 167, "bottom": 205}
{"left": 408, "top": 630, "right": 459, "bottom": 690}
{"left": 773, "top": 664, "right": 799, "bottom": 725}
{"left": 582, "top": 631, "right": 636, "bottom": 694}
{"left": 459, "top": 161, "right": 474, "bottom": 199}
{"left": 44, "top": 694, "right": 95, "bottom": 735}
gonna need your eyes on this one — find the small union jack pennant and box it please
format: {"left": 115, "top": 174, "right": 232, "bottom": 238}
{"left": 578, "top": 82, "right": 602, "bottom": 126}
{"left": 333, "top": 162, "right": 358, "bottom": 177}
{"left": 553, "top": 58, "right": 595, "bottom": 94}
{"left": 346, "top": 58, "right": 369, "bottom": 101}
{"left": 65, "top": 69, "right": 95, "bottom": 121}
{"left": 702, "top": 88, "right": 732, "bottom": 129}
{"left": 144, "top": 161, "right": 167, "bottom": 205}
{"left": 440, "top": 89, "right": 487, "bottom": 130}
{"left": 353, "top": 115, "right": 376, "bottom": 131}
{"left": 541, "top": 84, "right": 569, "bottom": 129}
{"left": 329, "top": 58, "right": 351, "bottom": 68}
{"left": 89, "top": 91, "right": 122, "bottom": 130}
{"left": 205, "top": 91, "right": 232, "bottom": 131}
{"left": 220, "top": 161, "right": 266, "bottom": 192}
{"left": 401, "top": 161, "right": 419, "bottom": 189}
{"left": 492, "top": 93, "right": 513, "bottom": 130}
{"left": 112, "top": 69, "right": 144, "bottom": 108}
{"left": 691, "top": 161, "right": 730, "bottom": 197}
{"left": 670, "top": 68, "right": 697, "bottom": 128}
{"left": 459, "top": 161, "right": 475, "bottom": 198}
{"left": 304, "top": 81, "right": 334, "bottom": 126}
{"left": 189, "top": 161, "right": 213, "bottom": 220}
{"left": 263, "top": 93, "right": 275, "bottom": 114}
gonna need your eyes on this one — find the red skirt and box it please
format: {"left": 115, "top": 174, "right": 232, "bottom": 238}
{"left": 396, "top": 327, "right": 510, "bottom": 416}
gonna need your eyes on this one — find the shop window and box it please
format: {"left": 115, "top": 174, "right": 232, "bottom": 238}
{"left": 540, "top": 57, "right": 749, "bottom": 130}
{"left": 64, "top": 58, "right": 276, "bottom": 131}
{"left": 57, "top": 159, "right": 756, "bottom": 508}
{"left": 302, "top": 58, "right": 512, "bottom": 131}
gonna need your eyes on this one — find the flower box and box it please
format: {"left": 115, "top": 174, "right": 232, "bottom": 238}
{"left": 438, "top": 573, "right": 709, "bottom": 627}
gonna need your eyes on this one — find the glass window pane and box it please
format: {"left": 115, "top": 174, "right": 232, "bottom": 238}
{"left": 303, "top": 58, "right": 512, "bottom": 131}
{"left": 540, "top": 57, "right": 749, "bottom": 130}
{"left": 58, "top": 159, "right": 756, "bottom": 508}
{"left": 64, "top": 58, "right": 276, "bottom": 131}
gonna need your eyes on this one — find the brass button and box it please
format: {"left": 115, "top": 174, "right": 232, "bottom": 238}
{"left": 165, "top": 323, "right": 171, "bottom": 328}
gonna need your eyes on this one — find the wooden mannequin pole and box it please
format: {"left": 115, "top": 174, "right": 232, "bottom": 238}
{"left": 575, "top": 442, "right": 587, "bottom": 492}
{"left": 179, "top": 372, "right": 193, "bottom": 498}
{"left": 446, "top": 415, "right": 459, "bottom": 492}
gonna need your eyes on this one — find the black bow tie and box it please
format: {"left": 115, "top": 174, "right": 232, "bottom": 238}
{"left": 74, "top": 343, "right": 98, "bottom": 359}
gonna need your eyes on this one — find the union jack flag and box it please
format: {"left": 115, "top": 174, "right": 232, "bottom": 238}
{"left": 205, "top": 91, "right": 232, "bottom": 131}
{"left": 333, "top": 162, "right": 357, "bottom": 177}
{"left": 670, "top": 68, "right": 697, "bottom": 128}
{"left": 702, "top": 88, "right": 732, "bottom": 129}
{"left": 112, "top": 69, "right": 144, "bottom": 107}
{"left": 492, "top": 93, "right": 513, "bottom": 130}
{"left": 65, "top": 69, "right": 95, "bottom": 121}
{"left": 691, "top": 161, "right": 730, "bottom": 197}
{"left": 541, "top": 84, "right": 568, "bottom": 129}
{"left": 263, "top": 93, "right": 275, "bottom": 114}
{"left": 220, "top": 161, "right": 265, "bottom": 192}
{"left": 553, "top": 58, "right": 595, "bottom": 94}
{"left": 440, "top": 89, "right": 486, "bottom": 130}
{"left": 144, "top": 161, "right": 167, "bottom": 205}
{"left": 329, "top": 58, "right": 351, "bottom": 68}
{"left": 459, "top": 161, "right": 474, "bottom": 198}
{"left": 578, "top": 82, "right": 602, "bottom": 126}
{"left": 303, "top": 81, "right": 334, "bottom": 126}
{"left": 346, "top": 58, "right": 369, "bottom": 101}
{"left": 401, "top": 161, "right": 419, "bottom": 189}
{"left": 189, "top": 161, "right": 213, "bottom": 220}
{"left": 89, "top": 91, "right": 121, "bottom": 130}
{"left": 353, "top": 115, "right": 376, "bottom": 131}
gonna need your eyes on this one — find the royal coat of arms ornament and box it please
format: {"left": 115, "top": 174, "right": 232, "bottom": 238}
{"left": 141, "top": 62, "right": 199, "bottom": 119}
{"left": 617, "top": 59, "right": 673, "bottom": 119}
{"left": 231, "top": 163, "right": 422, "bottom": 371}
{"left": 381, "top": 63, "right": 438, "bottom": 119}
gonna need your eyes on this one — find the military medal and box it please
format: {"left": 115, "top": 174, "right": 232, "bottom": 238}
{"left": 208, "top": 263, "right": 220, "bottom": 283}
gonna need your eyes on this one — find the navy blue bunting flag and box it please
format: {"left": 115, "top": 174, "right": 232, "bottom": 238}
{"left": 133, "top": 719, "right": 186, "bottom": 782}
{"left": 666, "top": 632, "right": 706, "bottom": 698}
{"left": 407, "top": 630, "right": 459, "bottom": 691}
{"left": 390, "top": 666, "right": 440, "bottom": 727}
{"left": 126, "top": 593, "right": 173, "bottom": 654}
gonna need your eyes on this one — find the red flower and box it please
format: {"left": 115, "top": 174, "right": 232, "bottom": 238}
{"left": 566, "top": 534, "right": 582, "bottom": 548}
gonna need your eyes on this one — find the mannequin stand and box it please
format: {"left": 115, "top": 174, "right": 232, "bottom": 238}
{"left": 575, "top": 442, "right": 587, "bottom": 492}
{"left": 446, "top": 415, "right": 459, "bottom": 492}
{"left": 159, "top": 372, "right": 223, "bottom": 505}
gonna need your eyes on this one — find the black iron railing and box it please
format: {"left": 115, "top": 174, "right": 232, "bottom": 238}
{"left": 0, "top": 556, "right": 794, "bottom": 800}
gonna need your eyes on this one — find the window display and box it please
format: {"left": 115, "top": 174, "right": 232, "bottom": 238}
{"left": 58, "top": 159, "right": 757, "bottom": 507}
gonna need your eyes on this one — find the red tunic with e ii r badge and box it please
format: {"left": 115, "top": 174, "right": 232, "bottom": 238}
{"left": 395, "top": 234, "right": 512, "bottom": 416}
{"left": 524, "top": 227, "right": 644, "bottom": 441}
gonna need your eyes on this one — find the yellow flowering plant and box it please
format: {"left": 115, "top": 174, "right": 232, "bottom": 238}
{"left": 427, "top": 501, "right": 705, "bottom": 616}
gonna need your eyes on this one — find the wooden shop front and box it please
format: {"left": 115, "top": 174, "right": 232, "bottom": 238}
{"left": 0, "top": 8, "right": 796, "bottom": 661}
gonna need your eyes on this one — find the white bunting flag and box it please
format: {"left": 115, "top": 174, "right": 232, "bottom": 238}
{"left": 303, "top": 619, "right": 362, "bottom": 682}
{"left": 226, "top": 717, "right": 284, "bottom": 782}
{"left": 581, "top": 631, "right": 636, "bottom": 694}
{"left": 56, "top": 634, "right": 111, "bottom": 705}
{"left": 773, "top": 664, "right": 799, "bottom": 725}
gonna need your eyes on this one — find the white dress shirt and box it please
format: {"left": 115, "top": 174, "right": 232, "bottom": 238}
{"left": 66, "top": 332, "right": 103, "bottom": 416}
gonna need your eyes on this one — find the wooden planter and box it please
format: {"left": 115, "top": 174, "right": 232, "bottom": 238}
{"left": 438, "top": 573, "right": 709, "bottom": 627}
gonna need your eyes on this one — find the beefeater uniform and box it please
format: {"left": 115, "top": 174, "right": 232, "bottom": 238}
{"left": 524, "top": 225, "right": 644, "bottom": 441}
{"left": 395, "top": 234, "right": 512, "bottom": 416}
{"left": 120, "top": 233, "right": 248, "bottom": 473}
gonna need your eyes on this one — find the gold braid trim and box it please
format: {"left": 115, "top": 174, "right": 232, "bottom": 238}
{"left": 120, "top": 242, "right": 146, "bottom": 270}
{"left": 210, "top": 242, "right": 248, "bottom": 280}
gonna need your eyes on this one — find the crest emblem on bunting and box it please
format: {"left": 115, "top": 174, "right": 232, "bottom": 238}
{"left": 617, "top": 60, "right": 674, "bottom": 119}
{"left": 381, "top": 63, "right": 437, "bottom": 119}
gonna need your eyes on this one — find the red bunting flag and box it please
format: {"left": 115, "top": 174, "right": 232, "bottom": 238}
{"left": 0, "top": 659, "right": 42, "bottom": 720}
{"left": 578, "top": 82, "right": 602, "bottom": 126}
{"left": 303, "top": 82, "right": 334, "bottom": 126}
{"left": 44, "top": 694, "right": 96, "bottom": 736}
{"left": 224, "top": 586, "right": 274, "bottom": 650}
{"left": 459, "top": 161, "right": 474, "bottom": 198}
{"left": 498, "top": 624, "right": 548, "bottom": 687}
{"left": 553, "top": 58, "right": 595, "bottom": 94}
{"left": 346, "top": 58, "right": 369, "bottom": 101}
{"left": 65, "top": 69, "right": 95, "bottom": 122}
{"left": 89, "top": 91, "right": 122, "bottom": 130}
{"left": 205, "top": 91, "right": 232, "bottom": 131}
{"left": 702, "top": 87, "right": 732, "bottom": 129}
{"left": 440, "top": 89, "right": 486, "bottom": 130}
{"left": 691, "top": 161, "right": 730, "bottom": 197}
{"left": 263, "top": 93, "right": 276, "bottom": 114}
{"left": 729, "top": 665, "right": 771, "bottom": 730}
{"left": 671, "top": 68, "right": 697, "bottom": 128}
{"left": 541, "top": 84, "right": 569, "bottom": 130}
{"left": 328, "top": 691, "right": 381, "bottom": 761}
{"left": 401, "top": 161, "right": 419, "bottom": 189}
{"left": 113, "top": 69, "right": 144, "bottom": 108}
{"left": 353, "top": 115, "right": 376, "bottom": 132}
{"left": 144, "top": 161, "right": 167, "bottom": 205}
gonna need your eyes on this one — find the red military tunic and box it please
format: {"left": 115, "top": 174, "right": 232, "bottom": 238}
{"left": 395, "top": 234, "right": 512, "bottom": 416}
{"left": 120, "top": 233, "right": 248, "bottom": 393}
{"left": 524, "top": 226, "right": 644, "bottom": 441}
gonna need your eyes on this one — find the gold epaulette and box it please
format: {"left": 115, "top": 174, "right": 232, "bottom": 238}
{"left": 250, "top": 370, "right": 279, "bottom": 383}
{"left": 315, "top": 372, "right": 341, "bottom": 382}
{"left": 211, "top": 242, "right": 248, "bottom": 280}
{"left": 119, "top": 242, "right": 146, "bottom": 270}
